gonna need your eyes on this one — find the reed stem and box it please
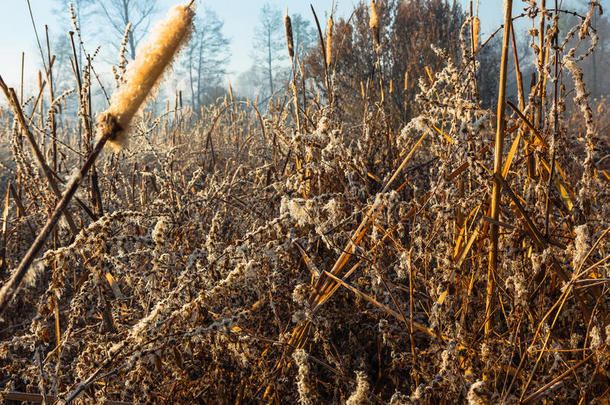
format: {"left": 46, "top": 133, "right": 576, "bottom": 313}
{"left": 486, "top": 0, "right": 512, "bottom": 336}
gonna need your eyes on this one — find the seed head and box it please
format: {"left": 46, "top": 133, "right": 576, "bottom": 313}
{"left": 284, "top": 13, "right": 295, "bottom": 59}
{"left": 369, "top": 1, "right": 378, "bottom": 29}
{"left": 326, "top": 16, "right": 333, "bottom": 68}
{"left": 99, "top": 2, "right": 195, "bottom": 151}
{"left": 370, "top": 1, "right": 380, "bottom": 46}
{"left": 472, "top": 17, "right": 480, "bottom": 52}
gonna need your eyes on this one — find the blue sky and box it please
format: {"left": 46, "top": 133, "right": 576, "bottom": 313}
{"left": 2, "top": 1, "right": 346, "bottom": 90}
{"left": 0, "top": 0, "right": 589, "bottom": 93}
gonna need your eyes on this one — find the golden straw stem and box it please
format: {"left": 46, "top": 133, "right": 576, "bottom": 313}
{"left": 486, "top": 0, "right": 512, "bottom": 336}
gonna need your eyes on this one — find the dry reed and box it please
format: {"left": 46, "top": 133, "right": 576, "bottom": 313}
{"left": 0, "top": 1, "right": 607, "bottom": 403}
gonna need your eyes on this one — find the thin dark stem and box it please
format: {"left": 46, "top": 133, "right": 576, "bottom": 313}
{"left": 486, "top": 0, "right": 512, "bottom": 336}
{"left": 26, "top": 0, "right": 48, "bottom": 73}
{"left": 310, "top": 5, "right": 332, "bottom": 105}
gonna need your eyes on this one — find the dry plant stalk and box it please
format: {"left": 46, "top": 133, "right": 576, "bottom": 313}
{"left": 310, "top": 5, "right": 332, "bottom": 103}
{"left": 285, "top": 12, "right": 302, "bottom": 132}
{"left": 0, "top": 2, "right": 195, "bottom": 316}
{"left": 486, "top": 0, "right": 512, "bottom": 336}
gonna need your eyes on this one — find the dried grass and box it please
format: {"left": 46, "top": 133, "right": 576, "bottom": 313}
{"left": 0, "top": 1, "right": 608, "bottom": 404}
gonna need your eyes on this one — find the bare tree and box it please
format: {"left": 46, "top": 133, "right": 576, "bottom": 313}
{"left": 97, "top": 0, "right": 159, "bottom": 59}
{"left": 54, "top": 0, "right": 157, "bottom": 59}
{"left": 182, "top": 8, "right": 230, "bottom": 110}
{"left": 306, "top": 0, "right": 465, "bottom": 126}
{"left": 54, "top": 0, "right": 95, "bottom": 32}
{"left": 236, "top": 65, "right": 263, "bottom": 100}
{"left": 252, "top": 3, "right": 285, "bottom": 98}
{"left": 289, "top": 13, "right": 316, "bottom": 65}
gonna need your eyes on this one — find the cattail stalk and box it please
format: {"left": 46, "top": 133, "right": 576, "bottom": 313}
{"left": 284, "top": 13, "right": 294, "bottom": 60}
{"left": 0, "top": 2, "right": 195, "bottom": 316}
{"left": 468, "top": 1, "right": 480, "bottom": 101}
{"left": 486, "top": 0, "right": 512, "bottom": 336}
{"left": 310, "top": 5, "right": 332, "bottom": 104}
{"left": 285, "top": 12, "right": 301, "bottom": 132}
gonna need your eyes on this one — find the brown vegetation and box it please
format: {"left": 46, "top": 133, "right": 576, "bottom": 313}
{"left": 0, "top": 0, "right": 608, "bottom": 403}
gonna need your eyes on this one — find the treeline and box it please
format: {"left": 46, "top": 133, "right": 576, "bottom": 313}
{"left": 43, "top": 0, "right": 609, "bottom": 124}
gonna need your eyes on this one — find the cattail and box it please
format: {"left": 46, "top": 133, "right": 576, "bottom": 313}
{"left": 370, "top": 1, "right": 380, "bottom": 48}
{"left": 369, "top": 1, "right": 378, "bottom": 29}
{"left": 326, "top": 16, "right": 333, "bottom": 68}
{"left": 284, "top": 12, "right": 295, "bottom": 59}
{"left": 472, "top": 16, "right": 480, "bottom": 52}
{"left": 404, "top": 70, "right": 409, "bottom": 91}
{"left": 98, "top": 2, "right": 195, "bottom": 151}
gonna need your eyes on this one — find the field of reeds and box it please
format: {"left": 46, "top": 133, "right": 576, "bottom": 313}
{"left": 0, "top": 1, "right": 608, "bottom": 403}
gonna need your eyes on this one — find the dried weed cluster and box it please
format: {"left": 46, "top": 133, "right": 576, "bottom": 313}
{"left": 0, "top": 1, "right": 608, "bottom": 404}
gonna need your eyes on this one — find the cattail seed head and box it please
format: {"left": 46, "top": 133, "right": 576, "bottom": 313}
{"left": 472, "top": 17, "right": 480, "bottom": 52}
{"left": 98, "top": 2, "right": 195, "bottom": 151}
{"left": 370, "top": 1, "right": 380, "bottom": 48}
{"left": 326, "top": 16, "right": 333, "bottom": 68}
{"left": 369, "top": 1, "right": 378, "bottom": 30}
{"left": 284, "top": 13, "right": 295, "bottom": 59}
